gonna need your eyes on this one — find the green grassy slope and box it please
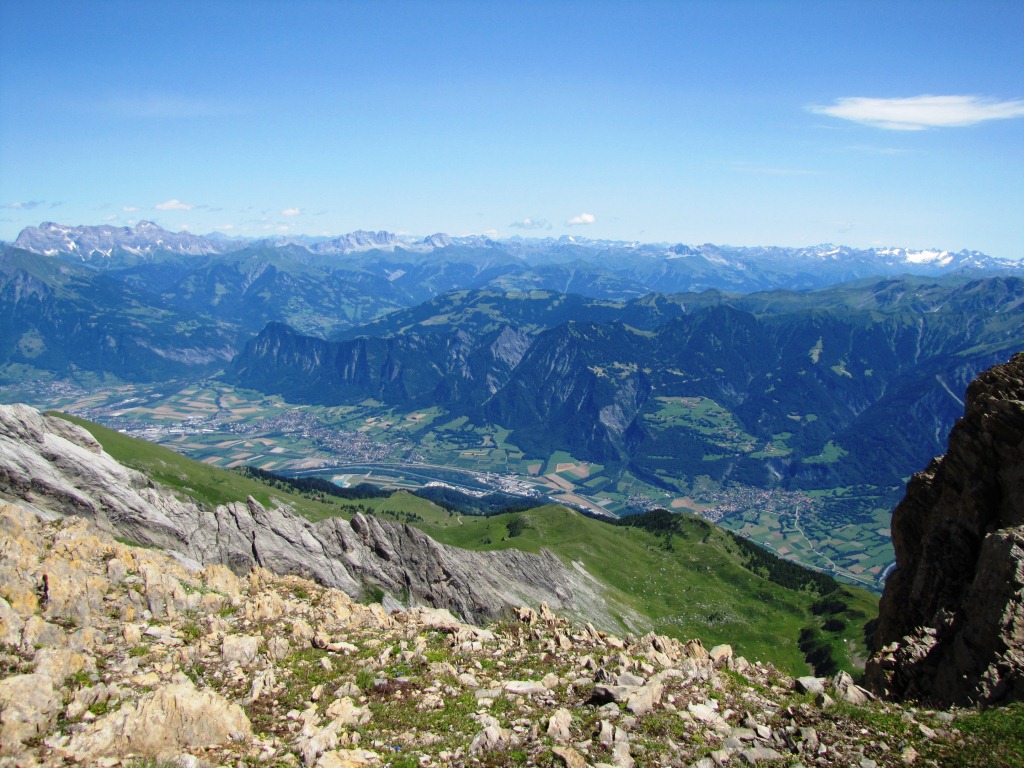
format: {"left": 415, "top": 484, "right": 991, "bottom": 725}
{"left": 399, "top": 503, "right": 875, "bottom": 675}
{"left": 55, "top": 411, "right": 878, "bottom": 676}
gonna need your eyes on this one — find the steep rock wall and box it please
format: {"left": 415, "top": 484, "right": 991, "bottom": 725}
{"left": 865, "top": 352, "right": 1024, "bottom": 705}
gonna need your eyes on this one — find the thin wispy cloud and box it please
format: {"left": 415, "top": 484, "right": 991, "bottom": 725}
{"left": 809, "top": 95, "right": 1024, "bottom": 130}
{"left": 122, "top": 206, "right": 139, "bottom": 212}
{"left": 509, "top": 217, "right": 549, "bottom": 230}
{"left": 566, "top": 212, "right": 596, "bottom": 226}
{"left": 281, "top": 207, "right": 301, "bottom": 217}
{"left": 155, "top": 199, "right": 195, "bottom": 211}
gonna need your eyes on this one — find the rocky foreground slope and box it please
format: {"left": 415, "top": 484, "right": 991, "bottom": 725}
{"left": 866, "top": 352, "right": 1024, "bottom": 706}
{"left": 1, "top": 501, "right": 987, "bottom": 768}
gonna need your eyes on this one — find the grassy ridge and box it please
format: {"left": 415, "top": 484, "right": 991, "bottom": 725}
{"left": 369, "top": 501, "right": 877, "bottom": 675}
{"left": 55, "top": 410, "right": 878, "bottom": 676}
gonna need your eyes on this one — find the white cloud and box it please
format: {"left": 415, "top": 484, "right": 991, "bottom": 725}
{"left": 281, "top": 207, "right": 301, "bottom": 217}
{"left": 155, "top": 199, "right": 195, "bottom": 211}
{"left": 509, "top": 217, "right": 550, "bottom": 230}
{"left": 809, "top": 95, "right": 1024, "bottom": 130}
{"left": 566, "top": 212, "right": 597, "bottom": 226}
{"left": 122, "top": 205, "right": 139, "bottom": 212}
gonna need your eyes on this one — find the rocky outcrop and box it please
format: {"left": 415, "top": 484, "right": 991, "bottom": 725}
{"left": 0, "top": 404, "right": 617, "bottom": 629}
{"left": 865, "top": 352, "right": 1024, "bottom": 706}
{"left": 0, "top": 503, "right": 970, "bottom": 767}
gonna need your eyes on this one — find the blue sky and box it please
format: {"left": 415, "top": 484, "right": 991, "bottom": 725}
{"left": 2, "top": 1, "right": 1022, "bottom": 257}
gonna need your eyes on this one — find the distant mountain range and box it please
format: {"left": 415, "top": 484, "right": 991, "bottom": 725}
{"left": 11, "top": 221, "right": 1021, "bottom": 291}
{"left": 12, "top": 221, "right": 228, "bottom": 258}
{"left": 3, "top": 220, "right": 1022, "bottom": 387}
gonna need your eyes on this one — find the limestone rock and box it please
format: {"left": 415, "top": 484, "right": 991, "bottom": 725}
{"left": 469, "top": 723, "right": 516, "bottom": 753}
{"left": 315, "top": 749, "right": 380, "bottom": 768}
{"left": 794, "top": 676, "right": 825, "bottom": 696}
{"left": 709, "top": 644, "right": 733, "bottom": 667}
{"left": 833, "top": 670, "right": 874, "bottom": 705}
{"left": 504, "top": 680, "right": 548, "bottom": 696}
{"left": 325, "top": 697, "right": 371, "bottom": 727}
{"left": 0, "top": 674, "right": 62, "bottom": 754}
{"left": 298, "top": 715, "right": 361, "bottom": 767}
{"left": 865, "top": 353, "right": 1024, "bottom": 706}
{"left": 222, "top": 633, "right": 261, "bottom": 666}
{"left": 0, "top": 597, "right": 24, "bottom": 646}
{"left": 32, "top": 648, "right": 86, "bottom": 683}
{"left": 64, "top": 681, "right": 252, "bottom": 760}
{"left": 687, "top": 701, "right": 730, "bottom": 733}
{"left": 546, "top": 707, "right": 573, "bottom": 743}
{"left": 626, "top": 682, "right": 664, "bottom": 715}
{"left": 611, "top": 740, "right": 635, "bottom": 768}
{"left": 552, "top": 744, "right": 587, "bottom": 768}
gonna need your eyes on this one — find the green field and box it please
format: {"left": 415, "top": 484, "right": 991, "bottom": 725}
{"left": 643, "top": 396, "right": 758, "bottom": 452}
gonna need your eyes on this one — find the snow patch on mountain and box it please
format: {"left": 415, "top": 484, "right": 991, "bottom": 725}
{"left": 13, "top": 221, "right": 230, "bottom": 259}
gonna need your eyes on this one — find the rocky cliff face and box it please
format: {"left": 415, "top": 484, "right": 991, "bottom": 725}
{"left": 865, "top": 352, "right": 1024, "bottom": 706}
{"left": 0, "top": 404, "right": 616, "bottom": 630}
{"left": 227, "top": 322, "right": 529, "bottom": 409}
{"left": 484, "top": 321, "right": 652, "bottom": 463}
